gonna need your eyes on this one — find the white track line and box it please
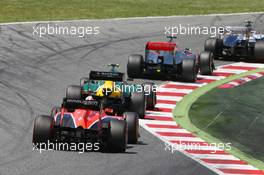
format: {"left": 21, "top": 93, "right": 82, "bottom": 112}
{"left": 226, "top": 81, "right": 241, "bottom": 86}
{"left": 156, "top": 96, "right": 183, "bottom": 101}
{"left": 224, "top": 174, "right": 253, "bottom": 175}
{"left": 183, "top": 146, "right": 222, "bottom": 151}
{"left": 232, "top": 62, "right": 264, "bottom": 68}
{"left": 211, "top": 164, "right": 258, "bottom": 170}
{"left": 198, "top": 75, "right": 226, "bottom": 80}
{"left": 139, "top": 120, "right": 176, "bottom": 125}
{"left": 166, "top": 136, "right": 205, "bottom": 142}
{"left": 240, "top": 77, "right": 254, "bottom": 82}
{"left": 251, "top": 73, "right": 263, "bottom": 77}
{"left": 164, "top": 82, "right": 205, "bottom": 87}
{"left": 145, "top": 111, "right": 173, "bottom": 117}
{"left": 148, "top": 128, "right": 190, "bottom": 133}
{"left": 155, "top": 103, "right": 176, "bottom": 109}
{"left": 193, "top": 154, "right": 241, "bottom": 160}
{"left": 214, "top": 69, "right": 248, "bottom": 74}
{"left": 1, "top": 12, "right": 263, "bottom": 26}
{"left": 158, "top": 88, "right": 193, "bottom": 94}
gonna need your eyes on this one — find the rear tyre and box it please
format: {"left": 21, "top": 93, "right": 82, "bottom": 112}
{"left": 143, "top": 82, "right": 156, "bottom": 110}
{"left": 66, "top": 85, "right": 81, "bottom": 100}
{"left": 199, "top": 51, "right": 214, "bottom": 75}
{"left": 127, "top": 54, "right": 143, "bottom": 78}
{"left": 204, "top": 38, "right": 222, "bottom": 59}
{"left": 107, "top": 119, "right": 127, "bottom": 153}
{"left": 254, "top": 40, "right": 264, "bottom": 60}
{"left": 129, "top": 91, "right": 146, "bottom": 119}
{"left": 123, "top": 112, "right": 139, "bottom": 144}
{"left": 182, "top": 59, "right": 197, "bottom": 82}
{"left": 32, "top": 115, "right": 54, "bottom": 148}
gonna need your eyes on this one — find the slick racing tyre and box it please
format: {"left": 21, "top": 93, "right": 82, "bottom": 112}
{"left": 127, "top": 54, "right": 143, "bottom": 78}
{"left": 123, "top": 112, "right": 139, "bottom": 144}
{"left": 107, "top": 119, "right": 127, "bottom": 153}
{"left": 66, "top": 85, "right": 82, "bottom": 100}
{"left": 32, "top": 115, "right": 54, "bottom": 148}
{"left": 129, "top": 91, "right": 146, "bottom": 119}
{"left": 204, "top": 38, "right": 223, "bottom": 59}
{"left": 199, "top": 51, "right": 214, "bottom": 75}
{"left": 143, "top": 82, "right": 156, "bottom": 110}
{"left": 182, "top": 59, "right": 197, "bottom": 82}
{"left": 254, "top": 40, "right": 264, "bottom": 60}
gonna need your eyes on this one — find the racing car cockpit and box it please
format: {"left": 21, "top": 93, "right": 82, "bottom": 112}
{"left": 82, "top": 70, "right": 124, "bottom": 99}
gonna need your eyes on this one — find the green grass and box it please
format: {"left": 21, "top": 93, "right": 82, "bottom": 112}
{"left": 173, "top": 68, "right": 264, "bottom": 170}
{"left": 190, "top": 77, "right": 264, "bottom": 162}
{"left": 0, "top": 0, "right": 264, "bottom": 23}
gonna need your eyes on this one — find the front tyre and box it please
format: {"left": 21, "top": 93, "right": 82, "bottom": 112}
{"left": 66, "top": 85, "right": 82, "bottom": 100}
{"left": 143, "top": 82, "right": 156, "bottom": 110}
{"left": 204, "top": 38, "right": 222, "bottom": 59}
{"left": 123, "top": 112, "right": 139, "bottom": 144}
{"left": 129, "top": 92, "right": 146, "bottom": 119}
{"left": 199, "top": 51, "right": 214, "bottom": 75}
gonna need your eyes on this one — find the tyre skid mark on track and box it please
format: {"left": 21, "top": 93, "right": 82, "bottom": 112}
{"left": 0, "top": 78, "right": 51, "bottom": 111}
{"left": 0, "top": 80, "right": 36, "bottom": 163}
{"left": 0, "top": 80, "right": 34, "bottom": 118}
{"left": 140, "top": 62, "right": 264, "bottom": 174}
{"left": 34, "top": 34, "right": 158, "bottom": 66}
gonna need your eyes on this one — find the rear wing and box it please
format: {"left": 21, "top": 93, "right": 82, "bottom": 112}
{"left": 89, "top": 71, "right": 124, "bottom": 81}
{"left": 146, "top": 42, "right": 176, "bottom": 51}
{"left": 62, "top": 98, "right": 99, "bottom": 110}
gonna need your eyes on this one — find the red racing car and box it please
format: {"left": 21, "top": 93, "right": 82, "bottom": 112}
{"left": 32, "top": 85, "right": 139, "bottom": 153}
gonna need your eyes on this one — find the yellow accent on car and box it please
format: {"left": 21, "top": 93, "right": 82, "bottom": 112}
{"left": 95, "top": 81, "right": 121, "bottom": 98}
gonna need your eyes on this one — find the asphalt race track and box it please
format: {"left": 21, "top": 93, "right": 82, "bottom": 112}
{"left": 0, "top": 13, "right": 263, "bottom": 175}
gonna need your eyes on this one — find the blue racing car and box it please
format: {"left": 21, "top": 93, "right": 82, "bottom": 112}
{"left": 204, "top": 21, "right": 264, "bottom": 61}
{"left": 127, "top": 36, "right": 214, "bottom": 82}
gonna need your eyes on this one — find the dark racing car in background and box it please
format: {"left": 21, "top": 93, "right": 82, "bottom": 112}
{"left": 204, "top": 21, "right": 264, "bottom": 61}
{"left": 127, "top": 36, "right": 214, "bottom": 82}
